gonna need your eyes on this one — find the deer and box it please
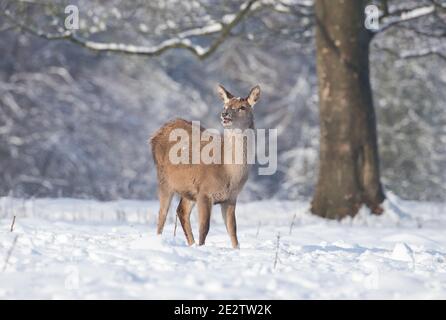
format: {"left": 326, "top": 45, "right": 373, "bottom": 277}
{"left": 150, "top": 84, "right": 261, "bottom": 249}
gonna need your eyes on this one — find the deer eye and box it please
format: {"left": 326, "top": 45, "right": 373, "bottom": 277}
{"left": 239, "top": 106, "right": 247, "bottom": 111}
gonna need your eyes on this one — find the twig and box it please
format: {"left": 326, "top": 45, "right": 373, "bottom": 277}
{"left": 273, "top": 232, "right": 281, "bottom": 269}
{"left": 2, "top": 235, "right": 19, "bottom": 272}
{"left": 256, "top": 221, "right": 261, "bottom": 238}
{"left": 375, "top": 43, "right": 446, "bottom": 62}
{"left": 416, "top": 218, "right": 423, "bottom": 229}
{"left": 8, "top": 191, "right": 14, "bottom": 220}
{"left": 174, "top": 213, "right": 178, "bottom": 237}
{"left": 289, "top": 213, "right": 297, "bottom": 235}
{"left": 10, "top": 215, "right": 16, "bottom": 232}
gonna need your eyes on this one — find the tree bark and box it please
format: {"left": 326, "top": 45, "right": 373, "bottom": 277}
{"left": 311, "top": 0, "right": 385, "bottom": 219}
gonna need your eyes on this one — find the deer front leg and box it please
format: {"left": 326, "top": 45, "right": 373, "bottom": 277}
{"left": 156, "top": 185, "right": 173, "bottom": 235}
{"left": 221, "top": 201, "right": 239, "bottom": 249}
{"left": 176, "top": 197, "right": 195, "bottom": 246}
{"left": 197, "top": 195, "right": 212, "bottom": 246}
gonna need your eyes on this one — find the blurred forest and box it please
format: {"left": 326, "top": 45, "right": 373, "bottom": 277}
{"left": 0, "top": 0, "right": 445, "bottom": 202}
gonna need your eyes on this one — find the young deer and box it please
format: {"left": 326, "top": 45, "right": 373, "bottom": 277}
{"left": 150, "top": 85, "right": 260, "bottom": 248}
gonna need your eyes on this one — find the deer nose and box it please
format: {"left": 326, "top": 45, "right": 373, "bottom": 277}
{"left": 221, "top": 111, "right": 230, "bottom": 118}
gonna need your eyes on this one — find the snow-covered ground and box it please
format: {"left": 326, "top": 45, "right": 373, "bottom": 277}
{"left": 0, "top": 193, "right": 445, "bottom": 299}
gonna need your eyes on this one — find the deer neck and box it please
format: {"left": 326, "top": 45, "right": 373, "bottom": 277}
{"left": 222, "top": 124, "right": 254, "bottom": 187}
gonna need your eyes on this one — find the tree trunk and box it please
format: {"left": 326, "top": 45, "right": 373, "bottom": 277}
{"left": 311, "top": 0, "right": 385, "bottom": 219}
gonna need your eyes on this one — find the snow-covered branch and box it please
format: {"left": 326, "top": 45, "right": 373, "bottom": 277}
{"left": 3, "top": 0, "right": 259, "bottom": 59}
{"left": 379, "top": 4, "right": 436, "bottom": 34}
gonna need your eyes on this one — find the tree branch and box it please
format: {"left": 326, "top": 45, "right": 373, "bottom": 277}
{"left": 378, "top": 4, "right": 436, "bottom": 34}
{"left": 400, "top": 48, "right": 446, "bottom": 61}
{"left": 2, "top": 0, "right": 259, "bottom": 60}
{"left": 375, "top": 44, "right": 446, "bottom": 62}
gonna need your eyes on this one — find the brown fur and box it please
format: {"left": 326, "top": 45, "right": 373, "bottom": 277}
{"left": 150, "top": 85, "right": 260, "bottom": 248}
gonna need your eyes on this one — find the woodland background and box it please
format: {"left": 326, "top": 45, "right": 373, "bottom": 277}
{"left": 0, "top": 0, "right": 445, "bottom": 202}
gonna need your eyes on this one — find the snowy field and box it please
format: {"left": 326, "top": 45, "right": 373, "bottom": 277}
{"left": 0, "top": 193, "right": 445, "bottom": 299}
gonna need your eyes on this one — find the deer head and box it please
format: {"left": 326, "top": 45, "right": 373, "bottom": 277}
{"left": 218, "top": 84, "right": 260, "bottom": 130}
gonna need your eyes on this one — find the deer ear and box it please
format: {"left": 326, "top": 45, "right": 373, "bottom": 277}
{"left": 247, "top": 85, "right": 260, "bottom": 106}
{"left": 217, "top": 84, "right": 233, "bottom": 103}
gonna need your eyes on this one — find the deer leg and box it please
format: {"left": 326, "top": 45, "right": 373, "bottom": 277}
{"left": 197, "top": 195, "right": 212, "bottom": 246}
{"left": 156, "top": 185, "right": 173, "bottom": 235}
{"left": 176, "top": 197, "right": 195, "bottom": 246}
{"left": 221, "top": 203, "right": 228, "bottom": 230}
{"left": 222, "top": 202, "right": 239, "bottom": 249}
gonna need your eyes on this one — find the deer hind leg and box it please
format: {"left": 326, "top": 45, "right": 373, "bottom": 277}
{"left": 197, "top": 195, "right": 212, "bottom": 246}
{"left": 221, "top": 202, "right": 239, "bottom": 249}
{"left": 156, "top": 184, "right": 173, "bottom": 235}
{"left": 176, "top": 197, "right": 195, "bottom": 246}
{"left": 221, "top": 204, "right": 228, "bottom": 229}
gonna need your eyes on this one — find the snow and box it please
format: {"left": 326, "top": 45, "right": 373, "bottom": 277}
{"left": 0, "top": 193, "right": 445, "bottom": 299}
